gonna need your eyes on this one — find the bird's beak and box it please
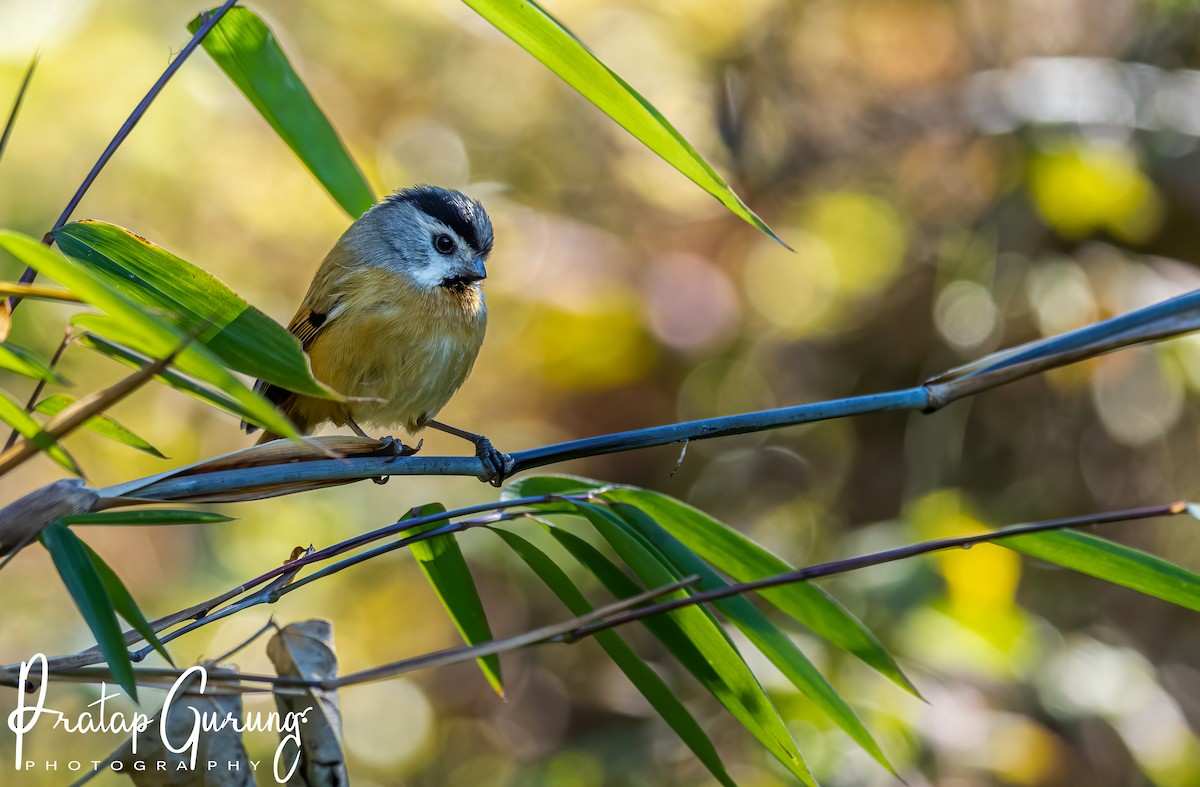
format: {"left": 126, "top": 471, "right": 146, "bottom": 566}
{"left": 457, "top": 257, "right": 487, "bottom": 283}
{"left": 441, "top": 257, "right": 487, "bottom": 290}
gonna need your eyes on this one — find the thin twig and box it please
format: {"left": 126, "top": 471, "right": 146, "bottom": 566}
{"left": 562, "top": 501, "right": 1190, "bottom": 641}
{"left": 207, "top": 617, "right": 278, "bottom": 664}
{"left": 1, "top": 576, "right": 702, "bottom": 692}
{"left": 0, "top": 334, "right": 191, "bottom": 476}
{"left": 4, "top": 501, "right": 1186, "bottom": 691}
{"left": 129, "top": 499, "right": 597, "bottom": 659}
{"left": 0, "top": 283, "right": 82, "bottom": 303}
{"left": 7, "top": 0, "right": 240, "bottom": 310}
{"left": 19, "top": 495, "right": 593, "bottom": 672}
{"left": 0, "top": 53, "right": 37, "bottom": 169}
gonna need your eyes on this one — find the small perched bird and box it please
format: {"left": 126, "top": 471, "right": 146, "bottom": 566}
{"left": 243, "top": 185, "right": 507, "bottom": 478}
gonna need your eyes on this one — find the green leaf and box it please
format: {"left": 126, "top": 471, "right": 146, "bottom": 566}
{"left": 54, "top": 221, "right": 335, "bottom": 400}
{"left": 77, "top": 312, "right": 296, "bottom": 438}
{"left": 0, "top": 342, "right": 64, "bottom": 383}
{"left": 35, "top": 393, "right": 164, "bottom": 458}
{"left": 608, "top": 486, "right": 920, "bottom": 699}
{"left": 559, "top": 503, "right": 814, "bottom": 785}
{"left": 1003, "top": 530, "right": 1200, "bottom": 612}
{"left": 77, "top": 332, "right": 262, "bottom": 427}
{"left": 0, "top": 231, "right": 300, "bottom": 439}
{"left": 0, "top": 387, "right": 80, "bottom": 475}
{"left": 79, "top": 540, "right": 174, "bottom": 666}
{"left": 507, "top": 475, "right": 919, "bottom": 698}
{"left": 502, "top": 474, "right": 609, "bottom": 501}
{"left": 62, "top": 509, "right": 234, "bottom": 526}
{"left": 461, "top": 0, "right": 785, "bottom": 246}
{"left": 188, "top": 7, "right": 375, "bottom": 218}
{"left": 612, "top": 502, "right": 896, "bottom": 776}
{"left": 39, "top": 523, "right": 138, "bottom": 701}
{"left": 492, "top": 528, "right": 736, "bottom": 787}
{"left": 405, "top": 504, "right": 503, "bottom": 697}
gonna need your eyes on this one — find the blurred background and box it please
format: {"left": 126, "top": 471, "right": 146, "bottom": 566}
{"left": 4, "top": 0, "right": 1200, "bottom": 784}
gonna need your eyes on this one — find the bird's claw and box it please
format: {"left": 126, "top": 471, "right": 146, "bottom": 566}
{"left": 378, "top": 435, "right": 423, "bottom": 464}
{"left": 475, "top": 436, "right": 514, "bottom": 487}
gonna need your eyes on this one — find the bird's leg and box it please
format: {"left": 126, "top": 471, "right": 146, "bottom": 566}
{"left": 426, "top": 419, "right": 513, "bottom": 485}
{"left": 347, "top": 417, "right": 371, "bottom": 439}
{"left": 346, "top": 416, "right": 422, "bottom": 463}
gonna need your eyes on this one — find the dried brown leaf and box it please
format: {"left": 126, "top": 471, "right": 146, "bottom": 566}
{"left": 0, "top": 478, "right": 98, "bottom": 557}
{"left": 102, "top": 436, "right": 393, "bottom": 504}
{"left": 103, "top": 668, "right": 254, "bottom": 786}
{"left": 267, "top": 620, "right": 346, "bottom": 787}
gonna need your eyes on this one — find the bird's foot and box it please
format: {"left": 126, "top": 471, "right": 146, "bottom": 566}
{"left": 474, "top": 436, "right": 514, "bottom": 487}
{"left": 378, "top": 435, "right": 423, "bottom": 464}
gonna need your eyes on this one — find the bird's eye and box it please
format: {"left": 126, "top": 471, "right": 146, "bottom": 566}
{"left": 433, "top": 234, "right": 456, "bottom": 254}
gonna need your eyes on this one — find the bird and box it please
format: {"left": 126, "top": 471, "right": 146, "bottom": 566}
{"left": 243, "top": 185, "right": 508, "bottom": 480}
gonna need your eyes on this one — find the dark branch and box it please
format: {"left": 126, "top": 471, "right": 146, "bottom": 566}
{"left": 3, "top": 501, "right": 1185, "bottom": 691}
{"left": 0, "top": 53, "right": 37, "bottom": 171}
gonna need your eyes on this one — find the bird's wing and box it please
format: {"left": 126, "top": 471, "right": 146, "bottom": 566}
{"left": 241, "top": 286, "right": 345, "bottom": 434}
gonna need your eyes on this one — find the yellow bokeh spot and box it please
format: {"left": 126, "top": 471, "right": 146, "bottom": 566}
{"left": 743, "top": 231, "right": 839, "bottom": 337}
{"left": 743, "top": 190, "right": 906, "bottom": 337}
{"left": 907, "top": 490, "right": 1021, "bottom": 616}
{"left": 1029, "top": 142, "right": 1163, "bottom": 243}
{"left": 989, "top": 714, "right": 1063, "bottom": 785}
{"left": 529, "top": 298, "right": 656, "bottom": 390}
{"left": 900, "top": 602, "right": 1035, "bottom": 677}
{"left": 805, "top": 191, "right": 907, "bottom": 297}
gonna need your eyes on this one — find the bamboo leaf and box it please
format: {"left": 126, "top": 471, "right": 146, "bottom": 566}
{"left": 0, "top": 387, "right": 80, "bottom": 475}
{"left": 461, "top": 0, "right": 784, "bottom": 246}
{"left": 62, "top": 509, "right": 234, "bottom": 526}
{"left": 39, "top": 522, "right": 139, "bottom": 701}
{"left": 75, "top": 313, "right": 296, "bottom": 439}
{"left": 557, "top": 503, "right": 814, "bottom": 785}
{"left": 0, "top": 342, "right": 64, "bottom": 383}
{"left": 507, "top": 475, "right": 919, "bottom": 698}
{"left": 80, "top": 540, "right": 174, "bottom": 666}
{"left": 503, "top": 474, "right": 607, "bottom": 501}
{"left": 0, "top": 231, "right": 300, "bottom": 438}
{"left": 610, "top": 488, "right": 919, "bottom": 698}
{"left": 54, "top": 221, "right": 335, "bottom": 400}
{"left": 1003, "top": 530, "right": 1200, "bottom": 611}
{"left": 0, "top": 327, "right": 194, "bottom": 477}
{"left": 405, "top": 504, "right": 504, "bottom": 697}
{"left": 35, "top": 394, "right": 163, "bottom": 458}
{"left": 493, "top": 527, "right": 736, "bottom": 787}
{"left": 77, "top": 332, "right": 261, "bottom": 427}
{"left": 612, "top": 502, "right": 896, "bottom": 776}
{"left": 188, "top": 7, "right": 375, "bottom": 218}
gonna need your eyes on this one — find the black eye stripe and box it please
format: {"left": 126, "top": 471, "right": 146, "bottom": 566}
{"left": 386, "top": 185, "right": 493, "bottom": 257}
{"left": 416, "top": 197, "right": 477, "bottom": 251}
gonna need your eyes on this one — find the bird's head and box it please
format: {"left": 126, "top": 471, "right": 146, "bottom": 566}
{"left": 351, "top": 185, "right": 494, "bottom": 293}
